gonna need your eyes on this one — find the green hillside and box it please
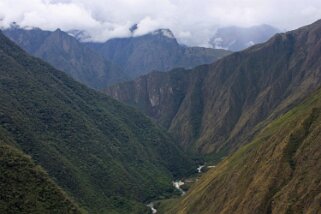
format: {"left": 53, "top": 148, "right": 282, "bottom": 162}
{"left": 0, "top": 31, "right": 195, "bottom": 213}
{"left": 0, "top": 137, "right": 82, "bottom": 214}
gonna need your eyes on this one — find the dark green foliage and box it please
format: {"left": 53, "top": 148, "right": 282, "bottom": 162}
{"left": 0, "top": 31, "right": 195, "bottom": 213}
{"left": 0, "top": 142, "right": 82, "bottom": 214}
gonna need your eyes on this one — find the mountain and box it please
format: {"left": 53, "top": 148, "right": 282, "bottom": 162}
{"left": 210, "top": 24, "right": 280, "bottom": 51}
{"left": 86, "top": 29, "right": 231, "bottom": 79}
{"left": 4, "top": 28, "right": 230, "bottom": 89}
{"left": 169, "top": 86, "right": 321, "bottom": 214}
{"left": 0, "top": 31, "right": 195, "bottom": 213}
{"left": 105, "top": 20, "right": 321, "bottom": 160}
{"left": 0, "top": 141, "right": 82, "bottom": 213}
{"left": 3, "top": 28, "right": 124, "bottom": 89}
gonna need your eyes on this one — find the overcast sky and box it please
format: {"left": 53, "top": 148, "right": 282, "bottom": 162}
{"left": 1, "top": 0, "right": 321, "bottom": 46}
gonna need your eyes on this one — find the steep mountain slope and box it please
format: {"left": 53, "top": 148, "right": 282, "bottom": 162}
{"left": 104, "top": 69, "right": 189, "bottom": 129}
{"left": 210, "top": 24, "right": 280, "bottom": 51}
{"left": 105, "top": 20, "right": 321, "bottom": 158}
{"left": 0, "top": 31, "right": 194, "bottom": 213}
{"left": 86, "top": 29, "right": 230, "bottom": 79}
{"left": 0, "top": 139, "right": 82, "bottom": 214}
{"left": 169, "top": 86, "right": 321, "bottom": 214}
{"left": 3, "top": 28, "right": 124, "bottom": 89}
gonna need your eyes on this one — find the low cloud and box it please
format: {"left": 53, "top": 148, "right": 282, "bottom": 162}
{"left": 1, "top": 0, "right": 321, "bottom": 46}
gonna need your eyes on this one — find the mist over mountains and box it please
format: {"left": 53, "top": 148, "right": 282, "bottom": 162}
{"left": 210, "top": 24, "right": 281, "bottom": 51}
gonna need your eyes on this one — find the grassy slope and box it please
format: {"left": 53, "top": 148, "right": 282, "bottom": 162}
{"left": 169, "top": 87, "right": 321, "bottom": 214}
{"left": 0, "top": 32, "right": 195, "bottom": 213}
{"left": 0, "top": 134, "right": 82, "bottom": 214}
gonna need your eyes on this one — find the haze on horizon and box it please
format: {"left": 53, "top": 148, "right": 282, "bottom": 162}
{"left": 1, "top": 0, "right": 321, "bottom": 47}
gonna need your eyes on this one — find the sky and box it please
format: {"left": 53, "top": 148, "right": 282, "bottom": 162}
{"left": 1, "top": 0, "right": 321, "bottom": 46}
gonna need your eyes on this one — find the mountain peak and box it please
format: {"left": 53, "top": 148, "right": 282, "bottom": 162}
{"left": 151, "top": 29, "right": 175, "bottom": 39}
{"left": 129, "top": 24, "right": 138, "bottom": 34}
{"left": 52, "top": 28, "right": 65, "bottom": 37}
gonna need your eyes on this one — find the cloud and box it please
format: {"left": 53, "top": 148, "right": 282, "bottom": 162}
{"left": 1, "top": 0, "right": 321, "bottom": 46}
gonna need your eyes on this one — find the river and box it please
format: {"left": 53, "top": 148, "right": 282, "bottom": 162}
{"left": 146, "top": 164, "right": 215, "bottom": 213}
{"left": 147, "top": 203, "right": 157, "bottom": 214}
{"left": 173, "top": 180, "right": 186, "bottom": 196}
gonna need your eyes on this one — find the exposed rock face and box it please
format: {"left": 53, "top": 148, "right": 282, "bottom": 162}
{"left": 105, "top": 20, "right": 321, "bottom": 157}
{"left": 105, "top": 68, "right": 200, "bottom": 130}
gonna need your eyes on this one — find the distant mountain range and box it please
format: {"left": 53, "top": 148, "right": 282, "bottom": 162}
{"left": 210, "top": 24, "right": 280, "bottom": 51}
{"left": 3, "top": 28, "right": 124, "bottom": 89}
{"left": 85, "top": 29, "right": 230, "bottom": 79}
{"left": 4, "top": 27, "right": 230, "bottom": 89}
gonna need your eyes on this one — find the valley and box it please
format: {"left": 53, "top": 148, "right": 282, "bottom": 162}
{"left": 1, "top": 2, "right": 321, "bottom": 214}
{"left": 147, "top": 164, "right": 216, "bottom": 213}
{"left": 0, "top": 31, "right": 196, "bottom": 213}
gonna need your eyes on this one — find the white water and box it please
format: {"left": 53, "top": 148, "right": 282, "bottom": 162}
{"left": 147, "top": 164, "right": 216, "bottom": 213}
{"left": 147, "top": 203, "right": 157, "bottom": 214}
{"left": 173, "top": 180, "right": 186, "bottom": 196}
{"left": 197, "top": 165, "right": 205, "bottom": 173}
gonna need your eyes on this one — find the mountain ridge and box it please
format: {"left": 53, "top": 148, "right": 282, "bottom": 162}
{"left": 4, "top": 27, "right": 230, "bottom": 90}
{"left": 85, "top": 28, "right": 231, "bottom": 79}
{"left": 3, "top": 27, "right": 125, "bottom": 89}
{"left": 105, "top": 19, "right": 321, "bottom": 159}
{"left": 168, "top": 82, "right": 321, "bottom": 214}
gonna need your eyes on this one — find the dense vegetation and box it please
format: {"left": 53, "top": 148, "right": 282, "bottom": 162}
{"left": 0, "top": 31, "right": 195, "bottom": 213}
{"left": 169, "top": 84, "right": 321, "bottom": 214}
{"left": 0, "top": 137, "right": 82, "bottom": 214}
{"left": 106, "top": 19, "right": 321, "bottom": 160}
